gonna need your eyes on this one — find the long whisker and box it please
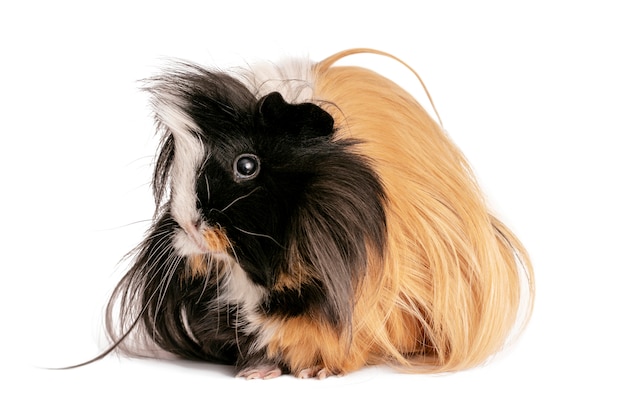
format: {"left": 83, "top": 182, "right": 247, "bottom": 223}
{"left": 234, "top": 303, "right": 243, "bottom": 358}
{"left": 196, "top": 254, "right": 216, "bottom": 304}
{"left": 153, "top": 252, "right": 182, "bottom": 321}
{"left": 232, "top": 226, "right": 284, "bottom": 249}
{"left": 95, "top": 219, "right": 153, "bottom": 232}
{"left": 209, "top": 208, "right": 284, "bottom": 251}
{"left": 223, "top": 233, "right": 240, "bottom": 265}
{"left": 214, "top": 260, "right": 223, "bottom": 335}
{"left": 143, "top": 234, "right": 177, "bottom": 277}
{"left": 219, "top": 186, "right": 262, "bottom": 213}
{"left": 205, "top": 176, "right": 211, "bottom": 203}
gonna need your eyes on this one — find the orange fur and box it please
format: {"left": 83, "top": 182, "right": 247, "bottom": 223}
{"left": 203, "top": 227, "right": 229, "bottom": 252}
{"left": 265, "top": 315, "right": 352, "bottom": 375}
{"left": 187, "top": 254, "right": 209, "bottom": 277}
{"left": 262, "top": 49, "right": 534, "bottom": 374}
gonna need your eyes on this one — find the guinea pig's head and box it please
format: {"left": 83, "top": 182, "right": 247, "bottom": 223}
{"left": 146, "top": 64, "right": 386, "bottom": 303}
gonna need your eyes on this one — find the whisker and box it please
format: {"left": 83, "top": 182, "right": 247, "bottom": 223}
{"left": 114, "top": 232, "right": 177, "bottom": 349}
{"left": 234, "top": 303, "right": 243, "bottom": 358}
{"left": 144, "top": 246, "right": 177, "bottom": 313}
{"left": 219, "top": 186, "right": 262, "bottom": 213}
{"left": 224, "top": 234, "right": 241, "bottom": 264}
{"left": 138, "top": 226, "right": 176, "bottom": 252}
{"left": 196, "top": 254, "right": 215, "bottom": 304}
{"left": 205, "top": 176, "right": 211, "bottom": 203}
{"left": 143, "top": 235, "right": 176, "bottom": 275}
{"left": 95, "top": 219, "right": 153, "bottom": 232}
{"left": 208, "top": 206, "right": 283, "bottom": 250}
{"left": 153, "top": 253, "right": 181, "bottom": 315}
{"left": 214, "top": 263, "right": 222, "bottom": 336}
{"left": 150, "top": 255, "right": 183, "bottom": 344}
{"left": 232, "top": 226, "right": 284, "bottom": 249}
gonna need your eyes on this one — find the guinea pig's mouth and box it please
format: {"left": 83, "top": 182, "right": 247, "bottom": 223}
{"left": 173, "top": 222, "right": 230, "bottom": 257}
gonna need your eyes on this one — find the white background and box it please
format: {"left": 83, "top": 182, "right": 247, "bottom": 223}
{"left": 2, "top": 1, "right": 624, "bottom": 415}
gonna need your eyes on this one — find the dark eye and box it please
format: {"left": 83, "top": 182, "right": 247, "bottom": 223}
{"left": 234, "top": 153, "right": 260, "bottom": 181}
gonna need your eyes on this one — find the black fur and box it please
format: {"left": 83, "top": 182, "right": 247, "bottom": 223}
{"left": 106, "top": 65, "right": 388, "bottom": 373}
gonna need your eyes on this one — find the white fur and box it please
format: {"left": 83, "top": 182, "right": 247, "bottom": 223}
{"left": 222, "top": 259, "right": 277, "bottom": 354}
{"left": 214, "top": 257, "right": 269, "bottom": 343}
{"left": 250, "top": 318, "right": 279, "bottom": 353}
{"left": 172, "top": 228, "right": 206, "bottom": 256}
{"left": 153, "top": 92, "right": 207, "bottom": 253}
{"left": 219, "top": 258, "right": 267, "bottom": 310}
{"left": 233, "top": 57, "right": 315, "bottom": 103}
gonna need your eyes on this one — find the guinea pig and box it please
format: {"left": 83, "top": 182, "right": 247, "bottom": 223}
{"left": 96, "top": 48, "right": 534, "bottom": 379}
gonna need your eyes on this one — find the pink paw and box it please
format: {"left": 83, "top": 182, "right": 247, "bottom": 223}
{"left": 236, "top": 365, "right": 283, "bottom": 380}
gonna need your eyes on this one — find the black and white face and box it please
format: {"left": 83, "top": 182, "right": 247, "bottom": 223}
{"left": 149, "top": 68, "right": 339, "bottom": 289}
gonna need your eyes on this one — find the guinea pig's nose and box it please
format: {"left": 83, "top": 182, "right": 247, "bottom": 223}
{"left": 181, "top": 222, "right": 210, "bottom": 253}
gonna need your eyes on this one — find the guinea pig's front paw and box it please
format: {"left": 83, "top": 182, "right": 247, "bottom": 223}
{"left": 236, "top": 365, "right": 283, "bottom": 380}
{"left": 296, "top": 366, "right": 341, "bottom": 379}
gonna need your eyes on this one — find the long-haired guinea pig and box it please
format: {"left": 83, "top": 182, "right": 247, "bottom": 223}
{"left": 91, "top": 48, "right": 534, "bottom": 379}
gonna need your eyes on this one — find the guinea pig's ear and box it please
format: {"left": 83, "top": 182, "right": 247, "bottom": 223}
{"left": 258, "top": 92, "right": 334, "bottom": 138}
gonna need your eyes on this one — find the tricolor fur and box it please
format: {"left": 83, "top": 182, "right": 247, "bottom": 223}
{"left": 104, "top": 49, "right": 534, "bottom": 378}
